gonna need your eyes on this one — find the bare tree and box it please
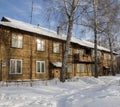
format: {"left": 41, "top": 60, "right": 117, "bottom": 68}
{"left": 44, "top": 0, "right": 120, "bottom": 79}
{"left": 97, "top": 0, "right": 120, "bottom": 75}
{"left": 45, "top": 0, "right": 90, "bottom": 82}
{"left": 61, "top": 0, "right": 88, "bottom": 82}
{"left": 77, "top": 0, "right": 120, "bottom": 76}
{"left": 104, "top": 3, "right": 115, "bottom": 76}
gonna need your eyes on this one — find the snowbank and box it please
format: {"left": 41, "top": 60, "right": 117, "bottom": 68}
{"left": 0, "top": 75, "right": 120, "bottom": 107}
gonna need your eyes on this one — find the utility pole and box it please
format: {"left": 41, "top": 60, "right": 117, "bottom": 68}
{"left": 30, "top": 0, "right": 34, "bottom": 24}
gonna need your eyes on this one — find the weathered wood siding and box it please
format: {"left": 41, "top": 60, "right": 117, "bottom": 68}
{"left": 0, "top": 26, "right": 118, "bottom": 81}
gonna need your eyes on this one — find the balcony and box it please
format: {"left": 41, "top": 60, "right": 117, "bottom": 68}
{"left": 73, "top": 53, "right": 93, "bottom": 63}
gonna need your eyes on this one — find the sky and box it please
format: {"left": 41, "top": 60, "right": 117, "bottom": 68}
{"left": 0, "top": 0, "right": 93, "bottom": 40}
{"left": 0, "top": 0, "right": 54, "bottom": 29}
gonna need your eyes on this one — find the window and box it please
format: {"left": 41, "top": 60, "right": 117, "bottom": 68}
{"left": 10, "top": 59, "right": 22, "bottom": 74}
{"left": 53, "top": 43, "right": 60, "bottom": 53}
{"left": 104, "top": 53, "right": 107, "bottom": 60}
{"left": 67, "top": 63, "right": 72, "bottom": 72}
{"left": 92, "top": 50, "right": 101, "bottom": 57}
{"left": 108, "top": 54, "right": 111, "bottom": 60}
{"left": 77, "top": 64, "right": 86, "bottom": 72}
{"left": 68, "top": 48, "right": 72, "bottom": 55}
{"left": 36, "top": 61, "right": 45, "bottom": 73}
{"left": 37, "top": 39, "right": 45, "bottom": 51}
{"left": 85, "top": 49, "right": 91, "bottom": 55}
{"left": 77, "top": 49, "right": 84, "bottom": 55}
{"left": 113, "top": 56, "right": 116, "bottom": 61}
{"left": 12, "top": 33, "right": 23, "bottom": 48}
{"left": 97, "top": 51, "right": 101, "bottom": 57}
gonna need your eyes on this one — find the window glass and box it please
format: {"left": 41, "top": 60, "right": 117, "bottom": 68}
{"left": 41, "top": 62, "right": 45, "bottom": 73}
{"left": 53, "top": 43, "right": 60, "bottom": 53}
{"left": 77, "top": 64, "right": 86, "bottom": 72}
{"left": 37, "top": 39, "right": 45, "bottom": 51}
{"left": 77, "top": 49, "right": 84, "bottom": 55}
{"left": 11, "top": 60, "right": 15, "bottom": 73}
{"left": 68, "top": 48, "right": 72, "bottom": 55}
{"left": 17, "top": 60, "right": 21, "bottom": 73}
{"left": 67, "top": 63, "right": 72, "bottom": 72}
{"left": 12, "top": 34, "right": 23, "bottom": 48}
{"left": 18, "top": 36, "right": 22, "bottom": 48}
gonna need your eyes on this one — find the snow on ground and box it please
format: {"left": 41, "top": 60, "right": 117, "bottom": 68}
{"left": 0, "top": 75, "right": 120, "bottom": 107}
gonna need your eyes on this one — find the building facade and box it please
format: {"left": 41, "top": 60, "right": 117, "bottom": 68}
{"left": 0, "top": 17, "right": 118, "bottom": 81}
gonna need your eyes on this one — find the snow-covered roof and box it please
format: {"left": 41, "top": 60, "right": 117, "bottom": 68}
{"left": 51, "top": 62, "right": 62, "bottom": 67}
{"left": 0, "top": 16, "right": 117, "bottom": 54}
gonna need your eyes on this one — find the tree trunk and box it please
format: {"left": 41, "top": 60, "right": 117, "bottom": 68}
{"left": 60, "top": 18, "right": 74, "bottom": 82}
{"left": 93, "top": 0, "right": 98, "bottom": 78}
{"left": 104, "top": 2, "right": 116, "bottom": 76}
{"left": 107, "top": 27, "right": 116, "bottom": 76}
{"left": 60, "top": 0, "right": 76, "bottom": 82}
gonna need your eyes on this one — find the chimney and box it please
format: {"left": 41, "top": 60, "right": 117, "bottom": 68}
{"left": 37, "top": 24, "right": 40, "bottom": 27}
{"left": 57, "top": 26, "right": 61, "bottom": 35}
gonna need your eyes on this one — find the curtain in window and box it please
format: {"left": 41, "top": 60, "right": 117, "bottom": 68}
{"left": 12, "top": 34, "right": 22, "bottom": 48}
{"left": 18, "top": 36, "right": 22, "bottom": 48}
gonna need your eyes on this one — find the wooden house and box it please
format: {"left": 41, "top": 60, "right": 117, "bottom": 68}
{"left": 0, "top": 16, "right": 118, "bottom": 81}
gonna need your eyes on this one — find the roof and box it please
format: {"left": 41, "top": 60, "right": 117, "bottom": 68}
{"left": 0, "top": 16, "right": 117, "bottom": 54}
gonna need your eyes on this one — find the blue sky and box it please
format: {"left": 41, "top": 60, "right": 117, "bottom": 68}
{"left": 0, "top": 0, "right": 93, "bottom": 40}
{"left": 0, "top": 0, "right": 53, "bottom": 28}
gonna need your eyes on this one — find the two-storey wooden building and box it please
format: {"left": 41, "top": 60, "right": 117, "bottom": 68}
{"left": 0, "top": 16, "right": 118, "bottom": 81}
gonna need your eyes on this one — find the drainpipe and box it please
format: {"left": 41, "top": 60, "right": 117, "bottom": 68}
{"left": 30, "top": 35, "right": 33, "bottom": 82}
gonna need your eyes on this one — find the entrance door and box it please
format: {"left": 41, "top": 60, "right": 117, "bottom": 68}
{"left": 53, "top": 68, "right": 60, "bottom": 78}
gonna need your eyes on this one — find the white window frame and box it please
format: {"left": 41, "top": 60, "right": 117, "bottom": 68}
{"left": 10, "top": 59, "right": 22, "bottom": 74}
{"left": 36, "top": 61, "right": 45, "bottom": 74}
{"left": 12, "top": 33, "right": 23, "bottom": 48}
{"left": 37, "top": 39, "right": 45, "bottom": 51}
{"left": 53, "top": 43, "right": 60, "bottom": 53}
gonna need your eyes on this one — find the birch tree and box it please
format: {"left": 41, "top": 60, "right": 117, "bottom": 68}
{"left": 61, "top": 0, "right": 76, "bottom": 82}
{"left": 61, "top": 0, "right": 89, "bottom": 82}
{"left": 45, "top": 0, "right": 90, "bottom": 82}
{"left": 77, "top": 0, "right": 120, "bottom": 76}
{"left": 97, "top": 0, "right": 120, "bottom": 75}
